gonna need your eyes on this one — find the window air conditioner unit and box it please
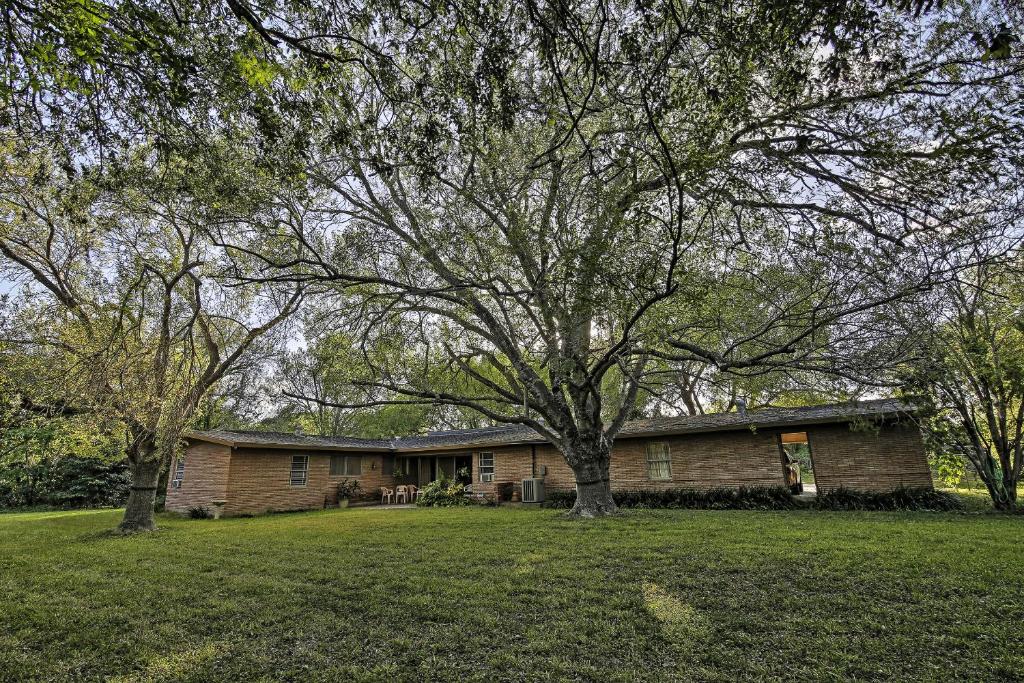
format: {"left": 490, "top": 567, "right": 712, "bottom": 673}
{"left": 521, "top": 478, "right": 545, "bottom": 503}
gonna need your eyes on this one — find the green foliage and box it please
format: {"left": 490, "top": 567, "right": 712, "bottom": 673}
{"left": 542, "top": 485, "right": 964, "bottom": 512}
{"left": 187, "top": 505, "right": 213, "bottom": 520}
{"left": 275, "top": 331, "right": 438, "bottom": 437}
{"left": 929, "top": 449, "right": 968, "bottom": 489}
{"left": 335, "top": 478, "right": 361, "bottom": 501}
{"left": 813, "top": 487, "right": 964, "bottom": 512}
{"left": 0, "top": 456, "right": 130, "bottom": 509}
{"left": 415, "top": 477, "right": 470, "bottom": 507}
{"left": 542, "top": 486, "right": 797, "bottom": 510}
{"left": 905, "top": 262, "right": 1024, "bottom": 510}
{"left": 0, "top": 373, "right": 128, "bottom": 509}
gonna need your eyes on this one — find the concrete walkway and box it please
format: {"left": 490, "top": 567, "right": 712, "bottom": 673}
{"left": 795, "top": 483, "right": 817, "bottom": 501}
{"left": 350, "top": 503, "right": 417, "bottom": 510}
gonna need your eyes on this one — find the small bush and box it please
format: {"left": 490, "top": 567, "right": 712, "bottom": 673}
{"left": 416, "top": 477, "right": 471, "bottom": 507}
{"left": 188, "top": 505, "right": 213, "bottom": 519}
{"left": 541, "top": 486, "right": 797, "bottom": 510}
{"left": 542, "top": 489, "right": 577, "bottom": 509}
{"left": 813, "top": 486, "right": 963, "bottom": 511}
{"left": 336, "top": 478, "right": 361, "bottom": 500}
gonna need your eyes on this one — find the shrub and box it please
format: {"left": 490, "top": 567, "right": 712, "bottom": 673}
{"left": 542, "top": 489, "right": 577, "bottom": 509}
{"left": 336, "top": 479, "right": 361, "bottom": 501}
{"left": 416, "top": 477, "right": 470, "bottom": 507}
{"left": 541, "top": 486, "right": 797, "bottom": 510}
{"left": 0, "top": 456, "right": 130, "bottom": 510}
{"left": 813, "top": 486, "right": 964, "bottom": 512}
{"left": 188, "top": 505, "right": 213, "bottom": 519}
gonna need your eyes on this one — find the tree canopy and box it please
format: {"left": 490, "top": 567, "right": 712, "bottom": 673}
{"left": 1, "top": 0, "right": 1022, "bottom": 517}
{"left": 0, "top": 138, "right": 302, "bottom": 529}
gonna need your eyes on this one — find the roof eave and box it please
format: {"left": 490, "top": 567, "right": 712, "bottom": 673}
{"left": 184, "top": 434, "right": 392, "bottom": 452}
{"left": 185, "top": 433, "right": 236, "bottom": 447}
{"left": 184, "top": 403, "right": 916, "bottom": 453}
{"left": 393, "top": 438, "right": 545, "bottom": 453}
{"left": 615, "top": 409, "right": 912, "bottom": 440}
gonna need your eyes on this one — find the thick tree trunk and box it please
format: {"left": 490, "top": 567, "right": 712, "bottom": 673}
{"left": 567, "top": 450, "right": 618, "bottom": 518}
{"left": 119, "top": 456, "right": 162, "bottom": 533}
{"left": 991, "top": 478, "right": 1018, "bottom": 512}
{"left": 154, "top": 464, "right": 170, "bottom": 512}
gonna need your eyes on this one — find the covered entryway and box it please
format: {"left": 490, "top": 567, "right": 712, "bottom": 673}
{"left": 779, "top": 431, "right": 815, "bottom": 494}
{"left": 396, "top": 453, "right": 473, "bottom": 488}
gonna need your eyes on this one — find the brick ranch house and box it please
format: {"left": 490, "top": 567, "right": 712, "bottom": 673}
{"left": 165, "top": 399, "right": 932, "bottom": 516}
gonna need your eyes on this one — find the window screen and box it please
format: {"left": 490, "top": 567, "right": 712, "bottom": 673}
{"left": 290, "top": 455, "right": 309, "bottom": 487}
{"left": 171, "top": 458, "right": 185, "bottom": 488}
{"left": 479, "top": 452, "right": 495, "bottom": 482}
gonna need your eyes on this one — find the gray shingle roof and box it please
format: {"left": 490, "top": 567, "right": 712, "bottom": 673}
{"left": 185, "top": 430, "right": 394, "bottom": 451}
{"left": 186, "top": 398, "right": 914, "bottom": 453}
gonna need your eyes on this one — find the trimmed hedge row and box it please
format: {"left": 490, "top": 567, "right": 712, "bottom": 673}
{"left": 812, "top": 486, "right": 963, "bottom": 511}
{"left": 540, "top": 485, "right": 964, "bottom": 512}
{"left": 541, "top": 485, "right": 797, "bottom": 510}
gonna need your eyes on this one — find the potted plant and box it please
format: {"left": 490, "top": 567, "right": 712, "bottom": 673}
{"left": 336, "top": 479, "right": 361, "bottom": 508}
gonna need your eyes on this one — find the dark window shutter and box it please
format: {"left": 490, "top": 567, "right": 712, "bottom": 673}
{"left": 382, "top": 455, "right": 394, "bottom": 475}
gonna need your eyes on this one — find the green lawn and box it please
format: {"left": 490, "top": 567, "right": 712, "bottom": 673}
{"left": 0, "top": 506, "right": 1022, "bottom": 682}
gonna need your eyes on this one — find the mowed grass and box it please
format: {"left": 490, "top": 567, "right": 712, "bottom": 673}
{"left": 0, "top": 506, "right": 1022, "bottom": 682}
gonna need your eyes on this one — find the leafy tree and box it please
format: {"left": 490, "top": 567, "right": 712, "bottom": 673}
{"left": 907, "top": 257, "right": 1024, "bottom": 511}
{"left": 275, "top": 327, "right": 486, "bottom": 437}
{"left": 0, "top": 141, "right": 302, "bottom": 530}
{"left": 228, "top": 1, "right": 1021, "bottom": 515}
{"left": 4, "top": 1, "right": 1022, "bottom": 518}
{"left": 0, "top": 393, "right": 127, "bottom": 509}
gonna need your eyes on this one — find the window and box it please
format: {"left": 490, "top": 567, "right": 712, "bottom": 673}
{"left": 479, "top": 452, "right": 495, "bottom": 482}
{"left": 171, "top": 458, "right": 185, "bottom": 488}
{"left": 646, "top": 442, "right": 672, "bottom": 480}
{"left": 290, "top": 455, "right": 309, "bottom": 487}
{"left": 394, "top": 457, "right": 412, "bottom": 476}
{"left": 330, "top": 455, "right": 362, "bottom": 476}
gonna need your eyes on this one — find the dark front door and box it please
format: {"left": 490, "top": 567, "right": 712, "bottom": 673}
{"left": 417, "top": 458, "right": 434, "bottom": 488}
{"left": 454, "top": 455, "right": 473, "bottom": 484}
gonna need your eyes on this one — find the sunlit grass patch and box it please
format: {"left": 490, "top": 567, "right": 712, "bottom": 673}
{"left": 641, "top": 581, "right": 711, "bottom": 645}
{"left": 109, "top": 641, "right": 228, "bottom": 683}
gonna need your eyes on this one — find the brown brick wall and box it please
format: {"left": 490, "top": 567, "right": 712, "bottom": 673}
{"left": 528, "top": 431, "right": 785, "bottom": 493}
{"left": 171, "top": 420, "right": 931, "bottom": 515}
{"left": 165, "top": 445, "right": 395, "bottom": 516}
{"left": 471, "top": 446, "right": 534, "bottom": 496}
{"left": 808, "top": 421, "right": 933, "bottom": 491}
{"left": 165, "top": 442, "right": 232, "bottom": 514}
{"left": 467, "top": 430, "right": 786, "bottom": 497}
{"left": 480, "top": 422, "right": 930, "bottom": 495}
{"left": 223, "top": 449, "right": 396, "bottom": 516}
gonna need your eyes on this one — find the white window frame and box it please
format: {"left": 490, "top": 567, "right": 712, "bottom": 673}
{"left": 290, "top": 455, "right": 309, "bottom": 487}
{"left": 478, "top": 452, "right": 495, "bottom": 482}
{"left": 645, "top": 442, "right": 672, "bottom": 481}
{"left": 171, "top": 458, "right": 185, "bottom": 488}
{"left": 330, "top": 455, "right": 362, "bottom": 477}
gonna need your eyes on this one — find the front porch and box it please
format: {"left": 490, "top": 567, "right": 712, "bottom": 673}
{"left": 392, "top": 453, "right": 473, "bottom": 489}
